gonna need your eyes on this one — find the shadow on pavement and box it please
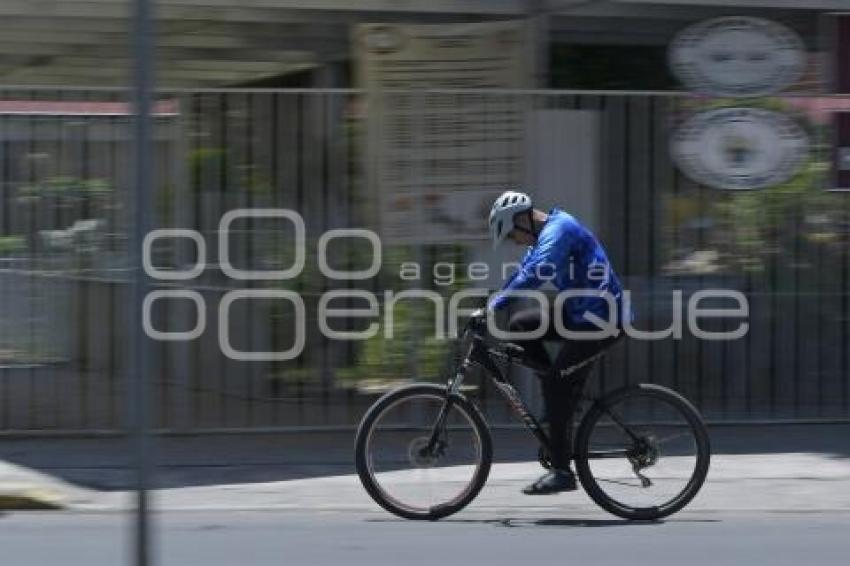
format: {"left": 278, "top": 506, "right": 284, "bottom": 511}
{"left": 368, "top": 517, "right": 719, "bottom": 528}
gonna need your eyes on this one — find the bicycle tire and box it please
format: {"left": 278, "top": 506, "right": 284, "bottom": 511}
{"left": 354, "top": 383, "right": 493, "bottom": 520}
{"left": 574, "top": 383, "right": 711, "bottom": 520}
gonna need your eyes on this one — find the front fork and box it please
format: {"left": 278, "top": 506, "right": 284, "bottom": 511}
{"left": 424, "top": 343, "right": 473, "bottom": 454}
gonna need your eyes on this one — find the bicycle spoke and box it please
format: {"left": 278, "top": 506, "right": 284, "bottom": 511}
{"left": 596, "top": 477, "right": 644, "bottom": 489}
{"left": 656, "top": 431, "right": 691, "bottom": 446}
{"left": 580, "top": 387, "right": 708, "bottom": 518}
{"left": 360, "top": 390, "right": 485, "bottom": 517}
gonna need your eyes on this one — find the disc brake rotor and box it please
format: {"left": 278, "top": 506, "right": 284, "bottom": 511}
{"left": 407, "top": 436, "right": 444, "bottom": 468}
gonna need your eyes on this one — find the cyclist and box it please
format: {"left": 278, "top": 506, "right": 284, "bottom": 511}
{"left": 474, "top": 190, "right": 630, "bottom": 495}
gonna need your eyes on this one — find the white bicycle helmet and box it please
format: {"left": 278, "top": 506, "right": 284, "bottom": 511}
{"left": 488, "top": 190, "right": 532, "bottom": 247}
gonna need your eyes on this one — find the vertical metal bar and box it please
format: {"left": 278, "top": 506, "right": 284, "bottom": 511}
{"left": 596, "top": 94, "right": 608, "bottom": 398}
{"left": 171, "top": 93, "right": 190, "bottom": 431}
{"left": 816, "top": 161, "right": 825, "bottom": 417}
{"left": 647, "top": 96, "right": 656, "bottom": 421}
{"left": 0, "top": 101, "right": 6, "bottom": 238}
{"left": 622, "top": 97, "right": 631, "bottom": 390}
{"left": 218, "top": 92, "right": 228, "bottom": 426}
{"left": 696, "top": 186, "right": 705, "bottom": 413}
{"left": 80, "top": 98, "right": 90, "bottom": 429}
{"left": 843, "top": 192, "right": 849, "bottom": 415}
{"left": 793, "top": 205, "right": 801, "bottom": 416}
{"left": 191, "top": 94, "right": 202, "bottom": 429}
{"left": 26, "top": 89, "right": 36, "bottom": 430}
{"left": 769, "top": 228, "right": 778, "bottom": 418}
{"left": 244, "top": 92, "right": 254, "bottom": 428}
{"left": 668, "top": 99, "right": 680, "bottom": 397}
{"left": 314, "top": 89, "right": 330, "bottom": 420}
{"left": 0, "top": 108, "right": 8, "bottom": 431}
{"left": 320, "top": 91, "right": 331, "bottom": 409}
{"left": 843, "top": 192, "right": 850, "bottom": 415}
{"left": 692, "top": 96, "right": 705, "bottom": 414}
{"left": 270, "top": 92, "right": 281, "bottom": 426}
{"left": 131, "top": 0, "right": 155, "bottom": 564}
{"left": 295, "top": 92, "right": 305, "bottom": 416}
{"left": 411, "top": 90, "right": 426, "bottom": 382}
{"left": 744, "top": 268, "right": 752, "bottom": 417}
{"left": 341, "top": 91, "right": 354, "bottom": 424}
{"left": 158, "top": 107, "right": 171, "bottom": 431}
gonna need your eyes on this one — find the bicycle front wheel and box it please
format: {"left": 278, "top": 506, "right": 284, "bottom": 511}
{"left": 574, "top": 384, "right": 710, "bottom": 520}
{"left": 355, "top": 384, "right": 492, "bottom": 520}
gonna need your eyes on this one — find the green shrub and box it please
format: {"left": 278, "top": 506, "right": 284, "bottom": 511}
{"left": 0, "top": 236, "right": 25, "bottom": 256}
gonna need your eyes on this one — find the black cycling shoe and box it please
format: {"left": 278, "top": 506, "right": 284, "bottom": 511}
{"left": 522, "top": 469, "right": 578, "bottom": 495}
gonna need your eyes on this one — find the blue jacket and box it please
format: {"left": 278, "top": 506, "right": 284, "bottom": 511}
{"left": 488, "top": 208, "right": 629, "bottom": 329}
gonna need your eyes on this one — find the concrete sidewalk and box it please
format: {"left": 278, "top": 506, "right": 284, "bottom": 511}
{"left": 4, "top": 452, "right": 848, "bottom": 515}
{"left": 1, "top": 423, "right": 849, "bottom": 513}
{"left": 140, "top": 453, "right": 850, "bottom": 515}
{"left": 1, "top": 423, "right": 849, "bottom": 490}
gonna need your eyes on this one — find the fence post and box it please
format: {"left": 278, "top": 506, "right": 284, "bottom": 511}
{"left": 131, "top": 0, "right": 155, "bottom": 564}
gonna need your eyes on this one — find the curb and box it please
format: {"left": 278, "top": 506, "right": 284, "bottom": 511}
{"left": 0, "top": 487, "right": 64, "bottom": 510}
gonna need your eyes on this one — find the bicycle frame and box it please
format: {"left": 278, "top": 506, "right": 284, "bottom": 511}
{"left": 431, "top": 331, "right": 552, "bottom": 458}
{"left": 429, "top": 328, "right": 635, "bottom": 463}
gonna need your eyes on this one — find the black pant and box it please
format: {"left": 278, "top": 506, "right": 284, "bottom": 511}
{"left": 508, "top": 308, "right": 622, "bottom": 470}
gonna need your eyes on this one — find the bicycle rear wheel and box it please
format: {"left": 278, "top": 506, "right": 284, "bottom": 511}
{"left": 574, "top": 384, "right": 710, "bottom": 520}
{"left": 355, "top": 384, "right": 492, "bottom": 520}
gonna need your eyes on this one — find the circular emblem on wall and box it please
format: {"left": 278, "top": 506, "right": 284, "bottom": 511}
{"left": 359, "top": 25, "right": 408, "bottom": 55}
{"left": 669, "top": 17, "right": 805, "bottom": 97}
{"left": 671, "top": 107, "right": 809, "bottom": 190}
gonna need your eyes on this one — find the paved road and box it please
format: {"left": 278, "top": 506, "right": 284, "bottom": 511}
{"left": 0, "top": 508, "right": 848, "bottom": 566}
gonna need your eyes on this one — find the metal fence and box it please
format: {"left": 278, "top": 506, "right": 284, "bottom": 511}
{"left": 0, "top": 87, "right": 848, "bottom": 433}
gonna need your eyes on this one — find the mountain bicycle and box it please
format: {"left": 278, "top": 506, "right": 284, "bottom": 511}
{"left": 355, "top": 316, "right": 710, "bottom": 521}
